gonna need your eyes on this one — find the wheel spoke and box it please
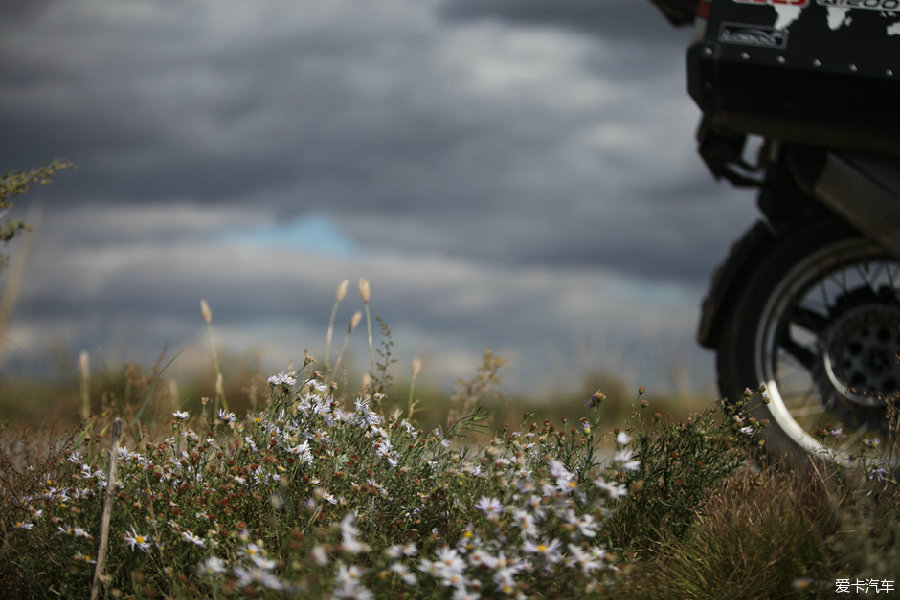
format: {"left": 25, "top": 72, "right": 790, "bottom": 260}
{"left": 778, "top": 336, "right": 817, "bottom": 372}
{"left": 823, "top": 269, "right": 847, "bottom": 299}
{"left": 786, "top": 305, "right": 828, "bottom": 335}
{"left": 788, "top": 403, "right": 825, "bottom": 418}
{"left": 863, "top": 260, "right": 885, "bottom": 288}
{"left": 887, "top": 262, "right": 899, "bottom": 290}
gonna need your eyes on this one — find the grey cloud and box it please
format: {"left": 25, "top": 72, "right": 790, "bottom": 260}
{"left": 439, "top": 0, "right": 679, "bottom": 39}
{"left": 2, "top": 0, "right": 692, "bottom": 208}
{"left": 0, "top": 0, "right": 749, "bottom": 394}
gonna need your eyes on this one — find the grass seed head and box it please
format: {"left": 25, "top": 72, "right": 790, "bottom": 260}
{"left": 349, "top": 311, "right": 363, "bottom": 333}
{"left": 200, "top": 299, "right": 212, "bottom": 324}
{"left": 335, "top": 279, "right": 349, "bottom": 303}
{"left": 358, "top": 278, "right": 371, "bottom": 304}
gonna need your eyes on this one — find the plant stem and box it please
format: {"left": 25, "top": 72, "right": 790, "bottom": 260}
{"left": 325, "top": 302, "right": 339, "bottom": 371}
{"left": 79, "top": 350, "right": 91, "bottom": 420}
{"left": 91, "top": 417, "right": 123, "bottom": 600}
{"left": 365, "top": 304, "right": 374, "bottom": 377}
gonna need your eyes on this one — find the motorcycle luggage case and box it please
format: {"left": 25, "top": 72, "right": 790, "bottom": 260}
{"left": 687, "top": 0, "right": 900, "bottom": 156}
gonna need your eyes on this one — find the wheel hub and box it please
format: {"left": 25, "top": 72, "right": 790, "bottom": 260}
{"left": 822, "top": 304, "right": 900, "bottom": 408}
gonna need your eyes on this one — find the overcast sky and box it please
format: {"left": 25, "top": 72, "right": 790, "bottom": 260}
{"left": 0, "top": 0, "right": 758, "bottom": 398}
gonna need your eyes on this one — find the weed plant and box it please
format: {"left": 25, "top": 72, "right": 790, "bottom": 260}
{"left": 0, "top": 363, "right": 614, "bottom": 598}
{"left": 0, "top": 283, "right": 897, "bottom": 598}
{"left": 615, "top": 461, "right": 900, "bottom": 600}
{"left": 0, "top": 359, "right": 764, "bottom": 598}
{"left": 603, "top": 390, "right": 758, "bottom": 552}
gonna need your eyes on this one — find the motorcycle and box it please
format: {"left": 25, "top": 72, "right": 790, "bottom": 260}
{"left": 651, "top": 0, "right": 900, "bottom": 469}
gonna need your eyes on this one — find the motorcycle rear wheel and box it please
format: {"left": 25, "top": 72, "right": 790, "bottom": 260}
{"left": 716, "top": 218, "right": 900, "bottom": 471}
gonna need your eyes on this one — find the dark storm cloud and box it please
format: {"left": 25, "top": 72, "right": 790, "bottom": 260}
{"left": 1, "top": 0, "right": 696, "bottom": 211}
{"left": 439, "top": 0, "right": 705, "bottom": 95}
{"left": 0, "top": 0, "right": 756, "bottom": 392}
{"left": 338, "top": 176, "right": 750, "bottom": 285}
{"left": 440, "top": 0, "right": 681, "bottom": 39}
{"left": 2, "top": 5, "right": 512, "bottom": 219}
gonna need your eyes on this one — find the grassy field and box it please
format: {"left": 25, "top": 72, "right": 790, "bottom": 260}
{"left": 1, "top": 285, "right": 899, "bottom": 599}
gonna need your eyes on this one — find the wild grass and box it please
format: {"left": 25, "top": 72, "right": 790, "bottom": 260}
{"left": 0, "top": 283, "right": 897, "bottom": 599}
{"left": 615, "top": 462, "right": 900, "bottom": 599}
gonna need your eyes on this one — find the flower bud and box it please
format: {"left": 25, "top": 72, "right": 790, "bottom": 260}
{"left": 411, "top": 358, "right": 422, "bottom": 381}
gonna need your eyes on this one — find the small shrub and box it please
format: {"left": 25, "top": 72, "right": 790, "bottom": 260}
{"left": 603, "top": 390, "right": 757, "bottom": 552}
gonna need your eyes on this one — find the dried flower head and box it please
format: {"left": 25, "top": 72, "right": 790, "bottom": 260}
{"left": 349, "top": 310, "right": 363, "bottom": 333}
{"left": 335, "top": 279, "right": 349, "bottom": 303}
{"left": 79, "top": 350, "right": 89, "bottom": 379}
{"left": 200, "top": 299, "right": 213, "bottom": 324}
{"left": 358, "top": 278, "right": 371, "bottom": 304}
